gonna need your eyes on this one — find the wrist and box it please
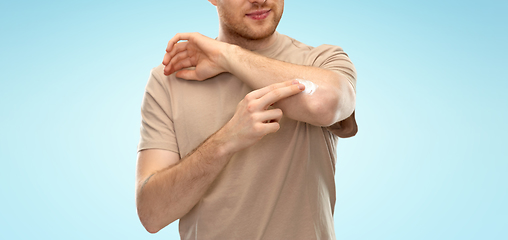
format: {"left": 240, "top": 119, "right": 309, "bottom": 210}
{"left": 220, "top": 44, "right": 241, "bottom": 74}
{"left": 207, "top": 127, "right": 237, "bottom": 159}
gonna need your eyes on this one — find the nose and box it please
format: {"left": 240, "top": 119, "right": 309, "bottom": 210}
{"left": 248, "top": 0, "right": 266, "bottom": 4}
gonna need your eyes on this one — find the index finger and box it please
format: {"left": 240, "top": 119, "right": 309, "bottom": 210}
{"left": 166, "top": 33, "right": 193, "bottom": 53}
{"left": 163, "top": 41, "right": 188, "bottom": 66}
{"left": 248, "top": 80, "right": 297, "bottom": 99}
{"left": 257, "top": 83, "right": 305, "bottom": 109}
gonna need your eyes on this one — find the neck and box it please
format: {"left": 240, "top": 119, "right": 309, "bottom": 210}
{"left": 217, "top": 28, "right": 277, "bottom": 51}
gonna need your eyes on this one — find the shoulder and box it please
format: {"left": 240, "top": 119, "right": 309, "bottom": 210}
{"left": 148, "top": 64, "right": 169, "bottom": 83}
{"left": 145, "top": 64, "right": 182, "bottom": 95}
{"left": 283, "top": 34, "right": 313, "bottom": 51}
{"left": 280, "top": 34, "right": 345, "bottom": 55}
{"left": 305, "top": 44, "right": 349, "bottom": 67}
{"left": 275, "top": 34, "right": 347, "bottom": 66}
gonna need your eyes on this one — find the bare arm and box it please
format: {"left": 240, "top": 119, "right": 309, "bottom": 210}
{"left": 224, "top": 45, "right": 355, "bottom": 126}
{"left": 162, "top": 32, "right": 356, "bottom": 126}
{"left": 136, "top": 135, "right": 233, "bottom": 233}
{"left": 135, "top": 81, "right": 304, "bottom": 233}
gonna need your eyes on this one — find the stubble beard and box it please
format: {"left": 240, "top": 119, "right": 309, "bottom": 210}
{"left": 218, "top": 4, "right": 283, "bottom": 42}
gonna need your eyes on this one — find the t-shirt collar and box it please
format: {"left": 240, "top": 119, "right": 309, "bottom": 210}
{"left": 252, "top": 31, "right": 284, "bottom": 58}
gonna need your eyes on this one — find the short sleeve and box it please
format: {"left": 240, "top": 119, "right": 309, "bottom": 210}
{"left": 306, "top": 44, "right": 357, "bottom": 91}
{"left": 137, "top": 68, "right": 179, "bottom": 153}
{"left": 306, "top": 45, "right": 358, "bottom": 138}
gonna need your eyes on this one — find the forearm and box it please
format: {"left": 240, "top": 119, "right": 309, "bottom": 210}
{"left": 162, "top": 33, "right": 355, "bottom": 125}
{"left": 136, "top": 78, "right": 304, "bottom": 233}
{"left": 224, "top": 45, "right": 355, "bottom": 126}
{"left": 136, "top": 131, "right": 234, "bottom": 233}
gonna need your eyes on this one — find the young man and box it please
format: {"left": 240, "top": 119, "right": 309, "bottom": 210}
{"left": 136, "top": 0, "right": 357, "bottom": 239}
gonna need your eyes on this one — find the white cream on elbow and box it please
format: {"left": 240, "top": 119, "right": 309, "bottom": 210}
{"left": 296, "top": 79, "right": 318, "bottom": 95}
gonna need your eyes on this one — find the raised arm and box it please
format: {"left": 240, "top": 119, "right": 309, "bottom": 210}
{"left": 162, "top": 32, "right": 356, "bottom": 127}
{"left": 135, "top": 81, "right": 304, "bottom": 233}
{"left": 224, "top": 45, "right": 355, "bottom": 126}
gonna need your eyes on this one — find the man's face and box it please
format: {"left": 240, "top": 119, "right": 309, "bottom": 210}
{"left": 214, "top": 0, "right": 284, "bottom": 40}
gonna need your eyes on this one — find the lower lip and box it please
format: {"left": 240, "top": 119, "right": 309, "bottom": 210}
{"left": 246, "top": 10, "right": 271, "bottom": 20}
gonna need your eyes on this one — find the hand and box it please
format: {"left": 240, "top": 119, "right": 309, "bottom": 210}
{"left": 162, "top": 32, "right": 230, "bottom": 80}
{"left": 216, "top": 80, "right": 305, "bottom": 153}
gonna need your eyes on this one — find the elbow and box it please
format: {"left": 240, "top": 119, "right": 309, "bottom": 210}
{"left": 144, "top": 225, "right": 161, "bottom": 234}
{"left": 141, "top": 215, "right": 161, "bottom": 234}
{"left": 308, "top": 99, "right": 337, "bottom": 126}
{"left": 307, "top": 88, "right": 355, "bottom": 127}
{"left": 137, "top": 203, "right": 180, "bottom": 234}
{"left": 136, "top": 195, "right": 178, "bottom": 234}
{"left": 135, "top": 171, "right": 181, "bottom": 234}
{"left": 137, "top": 206, "right": 163, "bottom": 234}
{"left": 306, "top": 72, "right": 356, "bottom": 126}
{"left": 138, "top": 209, "right": 178, "bottom": 234}
{"left": 140, "top": 214, "right": 179, "bottom": 234}
{"left": 136, "top": 187, "right": 161, "bottom": 233}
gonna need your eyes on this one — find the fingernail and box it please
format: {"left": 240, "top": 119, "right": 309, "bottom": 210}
{"left": 298, "top": 84, "right": 305, "bottom": 90}
{"left": 292, "top": 80, "right": 299, "bottom": 85}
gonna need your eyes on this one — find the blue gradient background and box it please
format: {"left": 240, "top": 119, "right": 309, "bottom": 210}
{"left": 1, "top": 0, "right": 506, "bottom": 239}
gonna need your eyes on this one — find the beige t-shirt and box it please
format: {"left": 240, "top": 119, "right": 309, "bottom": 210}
{"left": 138, "top": 32, "right": 356, "bottom": 240}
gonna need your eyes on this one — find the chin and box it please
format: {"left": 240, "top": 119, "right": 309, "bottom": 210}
{"left": 245, "top": 29, "right": 276, "bottom": 40}
{"left": 242, "top": 22, "right": 278, "bottom": 40}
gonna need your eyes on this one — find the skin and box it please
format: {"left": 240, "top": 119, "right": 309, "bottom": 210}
{"left": 136, "top": 81, "right": 303, "bottom": 233}
{"left": 213, "top": 0, "right": 284, "bottom": 49}
{"left": 136, "top": 0, "right": 357, "bottom": 233}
